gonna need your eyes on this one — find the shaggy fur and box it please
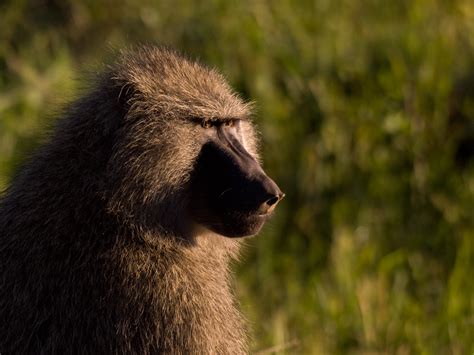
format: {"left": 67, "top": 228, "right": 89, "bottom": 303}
{"left": 0, "top": 47, "right": 261, "bottom": 354}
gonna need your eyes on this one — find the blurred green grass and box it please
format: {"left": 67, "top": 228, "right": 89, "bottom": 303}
{"left": 1, "top": 1, "right": 473, "bottom": 353}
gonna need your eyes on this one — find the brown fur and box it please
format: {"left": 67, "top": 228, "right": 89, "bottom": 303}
{"left": 0, "top": 47, "right": 260, "bottom": 354}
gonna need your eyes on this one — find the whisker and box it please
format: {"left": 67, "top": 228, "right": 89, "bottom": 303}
{"left": 218, "top": 187, "right": 233, "bottom": 199}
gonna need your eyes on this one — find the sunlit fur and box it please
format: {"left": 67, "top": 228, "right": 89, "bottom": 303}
{"left": 0, "top": 46, "right": 262, "bottom": 354}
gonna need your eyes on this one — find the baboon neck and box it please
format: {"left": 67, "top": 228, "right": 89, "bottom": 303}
{"left": 115, "top": 234, "right": 248, "bottom": 353}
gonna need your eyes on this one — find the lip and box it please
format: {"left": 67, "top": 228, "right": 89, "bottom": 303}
{"left": 232, "top": 210, "right": 269, "bottom": 223}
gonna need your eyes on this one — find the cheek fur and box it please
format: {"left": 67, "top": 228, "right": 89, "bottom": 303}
{"left": 240, "top": 121, "right": 260, "bottom": 161}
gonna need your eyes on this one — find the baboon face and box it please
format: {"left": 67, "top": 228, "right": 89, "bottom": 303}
{"left": 189, "top": 117, "right": 284, "bottom": 238}
{"left": 109, "top": 48, "right": 283, "bottom": 239}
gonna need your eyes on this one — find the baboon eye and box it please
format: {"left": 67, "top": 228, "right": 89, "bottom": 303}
{"left": 201, "top": 119, "right": 213, "bottom": 129}
{"left": 224, "top": 120, "right": 234, "bottom": 127}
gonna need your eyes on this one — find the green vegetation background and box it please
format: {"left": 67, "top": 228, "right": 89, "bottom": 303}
{"left": 1, "top": 1, "right": 473, "bottom": 353}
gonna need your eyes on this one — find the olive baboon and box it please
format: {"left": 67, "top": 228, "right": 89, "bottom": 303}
{"left": 0, "top": 46, "right": 283, "bottom": 354}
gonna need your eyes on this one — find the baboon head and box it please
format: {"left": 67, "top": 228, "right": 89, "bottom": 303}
{"left": 104, "top": 47, "right": 283, "bottom": 238}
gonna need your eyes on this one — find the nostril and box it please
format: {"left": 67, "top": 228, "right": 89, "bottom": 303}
{"left": 258, "top": 192, "right": 284, "bottom": 215}
{"left": 266, "top": 196, "right": 279, "bottom": 207}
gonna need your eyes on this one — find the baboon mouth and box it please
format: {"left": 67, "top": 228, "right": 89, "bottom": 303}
{"left": 230, "top": 209, "right": 272, "bottom": 219}
{"left": 196, "top": 210, "right": 269, "bottom": 238}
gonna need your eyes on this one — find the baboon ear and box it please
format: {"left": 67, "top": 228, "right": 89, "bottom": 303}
{"left": 94, "top": 79, "right": 138, "bottom": 136}
{"left": 116, "top": 81, "right": 137, "bottom": 107}
{"left": 78, "top": 80, "right": 135, "bottom": 141}
{"left": 110, "top": 78, "right": 145, "bottom": 126}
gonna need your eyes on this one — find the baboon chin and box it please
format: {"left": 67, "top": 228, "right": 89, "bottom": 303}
{"left": 0, "top": 46, "right": 283, "bottom": 354}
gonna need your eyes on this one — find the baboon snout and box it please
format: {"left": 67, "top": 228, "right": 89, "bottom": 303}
{"left": 253, "top": 173, "right": 285, "bottom": 215}
{"left": 192, "top": 141, "right": 284, "bottom": 214}
{"left": 190, "top": 138, "right": 284, "bottom": 238}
